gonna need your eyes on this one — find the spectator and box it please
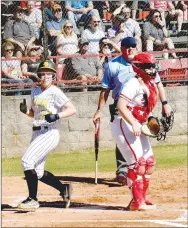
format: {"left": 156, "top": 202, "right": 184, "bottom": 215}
{"left": 56, "top": 21, "right": 78, "bottom": 64}
{"left": 81, "top": 15, "right": 105, "bottom": 53}
{"left": 45, "top": 1, "right": 55, "bottom": 21}
{"left": 107, "top": 14, "right": 132, "bottom": 49}
{"left": 21, "top": 45, "right": 43, "bottom": 82}
{"left": 143, "top": 10, "right": 177, "bottom": 59}
{"left": 149, "top": 0, "right": 168, "bottom": 24}
{"left": 46, "top": 3, "right": 67, "bottom": 56}
{"left": 24, "top": 1, "right": 42, "bottom": 40}
{"left": 1, "top": 41, "right": 33, "bottom": 94}
{"left": 66, "top": 38, "right": 103, "bottom": 91}
{"left": 112, "top": 1, "right": 139, "bottom": 19}
{"left": 166, "top": 1, "right": 184, "bottom": 34}
{"left": 120, "top": 6, "right": 142, "bottom": 51}
{"left": 65, "top": 0, "right": 101, "bottom": 35}
{"left": 99, "top": 37, "right": 113, "bottom": 67}
{"left": 3, "top": 6, "right": 36, "bottom": 58}
{"left": 149, "top": 0, "right": 183, "bottom": 33}
{"left": 175, "top": 1, "right": 188, "bottom": 21}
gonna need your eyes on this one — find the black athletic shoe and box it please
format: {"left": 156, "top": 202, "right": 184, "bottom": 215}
{"left": 60, "top": 184, "right": 72, "bottom": 208}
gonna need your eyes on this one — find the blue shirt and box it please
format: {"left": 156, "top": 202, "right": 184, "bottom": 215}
{"left": 102, "top": 55, "right": 161, "bottom": 101}
{"left": 46, "top": 18, "right": 67, "bottom": 31}
{"left": 65, "top": 1, "right": 92, "bottom": 8}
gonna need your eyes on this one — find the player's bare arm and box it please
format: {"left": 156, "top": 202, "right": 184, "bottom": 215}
{"left": 93, "top": 88, "right": 110, "bottom": 124}
{"left": 157, "top": 81, "right": 172, "bottom": 116}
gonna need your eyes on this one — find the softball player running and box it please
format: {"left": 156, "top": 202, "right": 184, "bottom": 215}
{"left": 111, "top": 53, "right": 172, "bottom": 211}
{"left": 18, "top": 60, "right": 76, "bottom": 209}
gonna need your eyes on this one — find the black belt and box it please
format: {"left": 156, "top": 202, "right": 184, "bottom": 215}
{"left": 33, "top": 126, "right": 49, "bottom": 131}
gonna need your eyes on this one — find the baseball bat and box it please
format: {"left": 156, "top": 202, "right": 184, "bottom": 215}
{"left": 94, "top": 118, "right": 100, "bottom": 184}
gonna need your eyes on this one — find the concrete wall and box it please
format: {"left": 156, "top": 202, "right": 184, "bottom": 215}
{"left": 2, "top": 86, "right": 187, "bottom": 158}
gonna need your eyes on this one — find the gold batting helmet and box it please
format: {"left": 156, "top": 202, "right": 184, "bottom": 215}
{"left": 37, "top": 60, "right": 56, "bottom": 73}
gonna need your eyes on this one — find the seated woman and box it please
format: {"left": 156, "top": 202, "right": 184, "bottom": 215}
{"left": 21, "top": 45, "right": 43, "bottom": 82}
{"left": 1, "top": 41, "right": 33, "bottom": 85}
{"left": 56, "top": 21, "right": 78, "bottom": 64}
{"left": 143, "top": 10, "right": 177, "bottom": 59}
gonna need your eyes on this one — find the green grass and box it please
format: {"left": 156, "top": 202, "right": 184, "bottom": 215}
{"left": 2, "top": 144, "right": 187, "bottom": 176}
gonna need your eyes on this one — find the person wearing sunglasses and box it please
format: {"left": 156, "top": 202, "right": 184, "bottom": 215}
{"left": 111, "top": 52, "right": 172, "bottom": 211}
{"left": 46, "top": 4, "right": 67, "bottom": 56}
{"left": 65, "top": 0, "right": 101, "bottom": 35}
{"left": 21, "top": 45, "right": 43, "bottom": 82}
{"left": 143, "top": 9, "right": 177, "bottom": 59}
{"left": 3, "top": 6, "right": 36, "bottom": 58}
{"left": 93, "top": 37, "right": 138, "bottom": 186}
{"left": 1, "top": 41, "right": 33, "bottom": 94}
{"left": 56, "top": 21, "right": 78, "bottom": 64}
{"left": 81, "top": 15, "right": 105, "bottom": 53}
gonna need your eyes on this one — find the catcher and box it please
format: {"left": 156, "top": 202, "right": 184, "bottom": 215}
{"left": 111, "top": 52, "right": 173, "bottom": 211}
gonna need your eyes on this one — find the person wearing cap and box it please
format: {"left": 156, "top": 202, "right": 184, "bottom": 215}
{"left": 65, "top": 37, "right": 103, "bottom": 91}
{"left": 3, "top": 6, "right": 36, "bottom": 57}
{"left": 46, "top": 4, "right": 67, "bottom": 56}
{"left": 93, "top": 37, "right": 138, "bottom": 185}
{"left": 107, "top": 14, "right": 133, "bottom": 49}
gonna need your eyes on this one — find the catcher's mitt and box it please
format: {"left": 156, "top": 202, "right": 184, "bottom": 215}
{"left": 141, "top": 116, "right": 160, "bottom": 138}
{"left": 141, "top": 110, "right": 175, "bottom": 141}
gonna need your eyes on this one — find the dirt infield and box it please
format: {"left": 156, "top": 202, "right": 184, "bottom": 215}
{"left": 2, "top": 167, "right": 187, "bottom": 227}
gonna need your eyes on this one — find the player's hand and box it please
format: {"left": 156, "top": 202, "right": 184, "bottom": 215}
{"left": 162, "top": 103, "right": 172, "bottom": 117}
{"left": 93, "top": 110, "right": 101, "bottom": 124}
{"left": 132, "top": 122, "right": 141, "bottom": 136}
{"left": 45, "top": 114, "right": 59, "bottom": 123}
{"left": 20, "top": 99, "right": 28, "bottom": 114}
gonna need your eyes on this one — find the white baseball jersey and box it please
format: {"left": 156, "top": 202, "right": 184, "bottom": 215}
{"left": 111, "top": 77, "right": 157, "bottom": 165}
{"left": 31, "top": 85, "right": 69, "bottom": 127}
{"left": 22, "top": 85, "right": 69, "bottom": 179}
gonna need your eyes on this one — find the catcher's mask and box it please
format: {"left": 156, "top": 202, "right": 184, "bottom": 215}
{"left": 37, "top": 60, "right": 56, "bottom": 80}
{"left": 132, "top": 53, "right": 158, "bottom": 82}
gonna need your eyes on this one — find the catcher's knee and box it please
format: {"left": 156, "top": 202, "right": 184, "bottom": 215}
{"left": 145, "top": 155, "right": 155, "bottom": 175}
{"left": 128, "top": 157, "right": 146, "bottom": 183}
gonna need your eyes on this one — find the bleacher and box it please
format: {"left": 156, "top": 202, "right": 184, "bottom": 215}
{"left": 1, "top": 1, "right": 188, "bottom": 95}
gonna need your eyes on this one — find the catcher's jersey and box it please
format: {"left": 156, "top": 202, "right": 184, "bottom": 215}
{"left": 30, "top": 85, "right": 69, "bottom": 127}
{"left": 120, "top": 77, "right": 158, "bottom": 123}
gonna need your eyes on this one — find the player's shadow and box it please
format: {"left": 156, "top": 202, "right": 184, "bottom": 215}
{"left": 56, "top": 176, "right": 121, "bottom": 187}
{"left": 1, "top": 204, "right": 34, "bottom": 213}
{"left": 38, "top": 201, "right": 129, "bottom": 211}
{"left": 1, "top": 202, "right": 129, "bottom": 212}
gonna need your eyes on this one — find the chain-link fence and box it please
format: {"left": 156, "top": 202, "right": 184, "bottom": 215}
{"left": 1, "top": 0, "right": 188, "bottom": 95}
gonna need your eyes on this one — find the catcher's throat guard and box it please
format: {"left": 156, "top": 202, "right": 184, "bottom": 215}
{"left": 141, "top": 110, "right": 175, "bottom": 141}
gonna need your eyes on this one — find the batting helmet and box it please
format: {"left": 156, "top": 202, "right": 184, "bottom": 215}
{"left": 132, "top": 53, "right": 158, "bottom": 81}
{"left": 37, "top": 60, "right": 56, "bottom": 73}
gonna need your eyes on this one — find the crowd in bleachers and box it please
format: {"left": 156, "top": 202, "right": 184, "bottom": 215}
{"left": 1, "top": 0, "right": 188, "bottom": 91}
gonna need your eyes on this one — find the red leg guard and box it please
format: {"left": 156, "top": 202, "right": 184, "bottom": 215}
{"left": 143, "top": 155, "right": 156, "bottom": 205}
{"left": 127, "top": 157, "right": 146, "bottom": 210}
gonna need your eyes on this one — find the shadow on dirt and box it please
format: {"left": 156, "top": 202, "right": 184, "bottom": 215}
{"left": 2, "top": 202, "right": 129, "bottom": 212}
{"left": 56, "top": 176, "right": 121, "bottom": 187}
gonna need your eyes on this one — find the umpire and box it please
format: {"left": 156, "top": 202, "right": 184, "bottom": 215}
{"left": 93, "top": 37, "right": 137, "bottom": 185}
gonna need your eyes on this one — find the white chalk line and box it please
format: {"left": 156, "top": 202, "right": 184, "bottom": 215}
{"left": 2, "top": 219, "right": 187, "bottom": 227}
